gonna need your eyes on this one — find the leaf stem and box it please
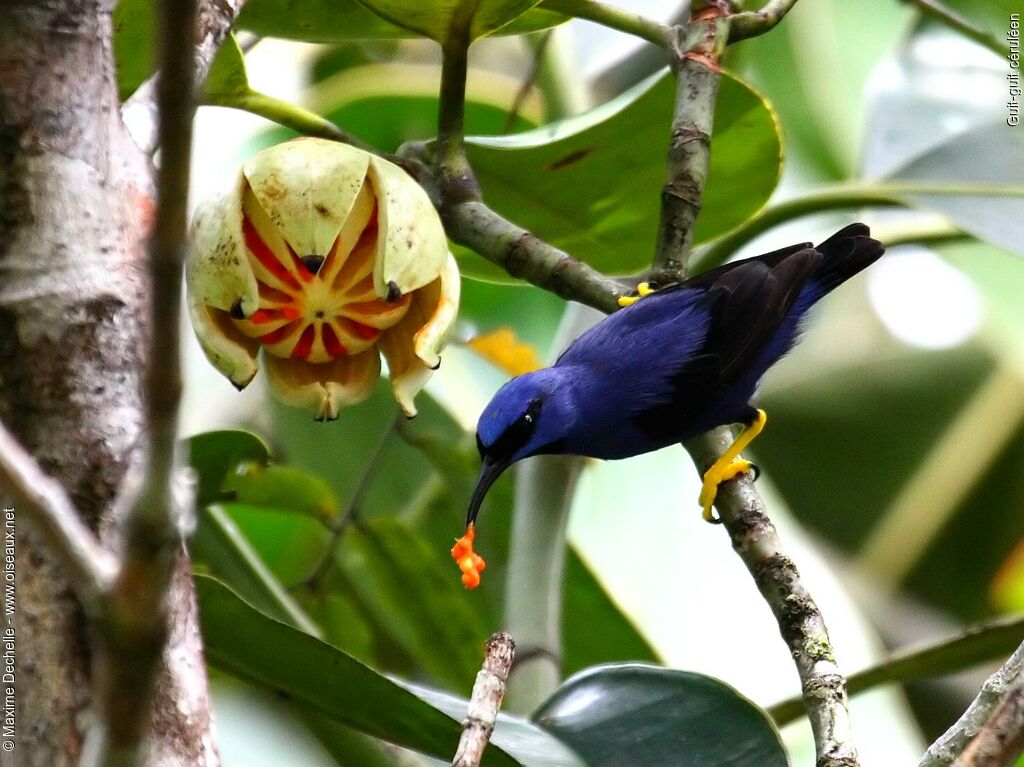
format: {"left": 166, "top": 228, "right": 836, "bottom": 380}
{"left": 213, "top": 90, "right": 372, "bottom": 150}
{"left": 538, "top": 0, "right": 672, "bottom": 49}
{"left": 770, "top": 613, "right": 1024, "bottom": 726}
{"left": 437, "top": 1, "right": 483, "bottom": 204}
{"left": 728, "top": 0, "right": 801, "bottom": 43}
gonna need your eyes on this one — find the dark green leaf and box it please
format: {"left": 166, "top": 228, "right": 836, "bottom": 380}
{"left": 534, "top": 664, "right": 789, "bottom": 767}
{"left": 398, "top": 680, "right": 585, "bottom": 766}
{"left": 461, "top": 70, "right": 781, "bottom": 281}
{"left": 197, "top": 574, "right": 520, "bottom": 766}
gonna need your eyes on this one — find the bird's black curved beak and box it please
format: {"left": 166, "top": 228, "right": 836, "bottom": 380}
{"left": 466, "top": 455, "right": 511, "bottom": 526}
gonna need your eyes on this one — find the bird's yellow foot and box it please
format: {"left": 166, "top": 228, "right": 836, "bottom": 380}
{"left": 700, "top": 458, "right": 756, "bottom": 523}
{"left": 617, "top": 282, "right": 656, "bottom": 308}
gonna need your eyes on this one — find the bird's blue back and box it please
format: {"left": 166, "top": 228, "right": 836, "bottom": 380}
{"left": 545, "top": 224, "right": 883, "bottom": 459}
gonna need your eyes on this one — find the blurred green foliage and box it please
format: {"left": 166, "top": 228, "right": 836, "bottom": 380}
{"left": 128, "top": 0, "right": 1024, "bottom": 762}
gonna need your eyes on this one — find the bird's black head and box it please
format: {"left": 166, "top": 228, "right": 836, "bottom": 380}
{"left": 467, "top": 369, "right": 572, "bottom": 526}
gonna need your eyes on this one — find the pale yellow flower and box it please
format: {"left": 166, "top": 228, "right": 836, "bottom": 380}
{"left": 188, "top": 138, "right": 459, "bottom": 420}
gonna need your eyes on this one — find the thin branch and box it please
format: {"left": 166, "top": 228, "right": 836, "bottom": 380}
{"left": 651, "top": 15, "right": 724, "bottom": 282}
{"left": 90, "top": 0, "right": 199, "bottom": 759}
{"left": 121, "top": 0, "right": 247, "bottom": 154}
{"left": 436, "top": 0, "right": 483, "bottom": 204}
{"left": 686, "top": 430, "right": 858, "bottom": 767}
{"left": 952, "top": 676, "right": 1024, "bottom": 767}
{"left": 538, "top": 0, "right": 672, "bottom": 48}
{"left": 441, "top": 200, "right": 626, "bottom": 313}
{"left": 300, "top": 416, "right": 398, "bottom": 593}
{"left": 728, "top": 0, "right": 801, "bottom": 43}
{"left": 452, "top": 633, "right": 516, "bottom": 767}
{"left": 770, "top": 613, "right": 1024, "bottom": 726}
{"left": 906, "top": 0, "right": 1009, "bottom": 57}
{"left": 0, "top": 420, "right": 116, "bottom": 608}
{"left": 649, "top": 4, "right": 857, "bottom": 764}
{"left": 921, "top": 640, "right": 1024, "bottom": 767}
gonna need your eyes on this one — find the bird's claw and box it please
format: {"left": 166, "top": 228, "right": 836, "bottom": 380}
{"left": 699, "top": 457, "right": 756, "bottom": 523}
{"left": 617, "top": 282, "right": 656, "bottom": 308}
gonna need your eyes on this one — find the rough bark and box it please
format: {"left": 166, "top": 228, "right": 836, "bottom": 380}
{"left": 0, "top": 1, "right": 215, "bottom": 764}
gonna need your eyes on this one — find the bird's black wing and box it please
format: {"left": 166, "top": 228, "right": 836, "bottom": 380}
{"left": 629, "top": 247, "right": 822, "bottom": 439}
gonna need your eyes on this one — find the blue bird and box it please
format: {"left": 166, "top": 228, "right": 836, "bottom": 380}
{"left": 461, "top": 224, "right": 884, "bottom": 549}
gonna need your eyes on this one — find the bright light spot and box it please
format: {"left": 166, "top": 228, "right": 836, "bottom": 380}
{"left": 545, "top": 686, "right": 604, "bottom": 719}
{"left": 868, "top": 247, "right": 983, "bottom": 350}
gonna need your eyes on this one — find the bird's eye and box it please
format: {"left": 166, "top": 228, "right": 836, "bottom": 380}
{"left": 524, "top": 414, "right": 533, "bottom": 424}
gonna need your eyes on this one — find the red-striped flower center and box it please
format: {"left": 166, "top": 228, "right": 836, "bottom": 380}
{"left": 232, "top": 185, "right": 411, "bottom": 363}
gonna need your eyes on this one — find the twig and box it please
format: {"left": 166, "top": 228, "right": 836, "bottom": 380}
{"left": 441, "top": 200, "right": 626, "bottom": 313}
{"left": 121, "top": 0, "right": 247, "bottom": 154}
{"left": 770, "top": 613, "right": 1024, "bottom": 726}
{"left": 436, "top": 0, "right": 483, "bottom": 205}
{"left": 452, "top": 633, "right": 516, "bottom": 767}
{"left": 952, "top": 676, "right": 1024, "bottom": 767}
{"left": 90, "top": 0, "right": 199, "bottom": 759}
{"left": 686, "top": 431, "right": 858, "bottom": 767}
{"left": 921, "top": 640, "right": 1024, "bottom": 767}
{"left": 538, "top": 0, "right": 672, "bottom": 48}
{"left": 727, "top": 0, "right": 801, "bottom": 43}
{"left": 651, "top": 16, "right": 724, "bottom": 283}
{"left": 0, "top": 420, "right": 117, "bottom": 608}
{"left": 300, "top": 416, "right": 398, "bottom": 592}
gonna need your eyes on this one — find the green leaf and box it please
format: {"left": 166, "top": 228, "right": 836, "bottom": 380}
{"left": 196, "top": 574, "right": 521, "bottom": 765}
{"left": 300, "top": 61, "right": 543, "bottom": 151}
{"left": 769, "top": 613, "right": 1024, "bottom": 725}
{"left": 185, "top": 430, "right": 272, "bottom": 506}
{"left": 534, "top": 664, "right": 789, "bottom": 767}
{"left": 356, "top": 0, "right": 543, "bottom": 42}
{"left": 461, "top": 69, "right": 782, "bottom": 281}
{"left": 221, "top": 462, "right": 340, "bottom": 523}
{"left": 202, "top": 33, "right": 249, "bottom": 99}
{"left": 887, "top": 124, "right": 1024, "bottom": 259}
{"left": 113, "top": 0, "right": 154, "bottom": 99}
{"left": 236, "top": 0, "right": 560, "bottom": 42}
{"left": 192, "top": 504, "right": 322, "bottom": 634}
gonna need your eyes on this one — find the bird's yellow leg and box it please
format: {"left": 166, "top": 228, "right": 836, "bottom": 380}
{"left": 617, "top": 282, "right": 655, "bottom": 308}
{"left": 699, "top": 409, "right": 767, "bottom": 523}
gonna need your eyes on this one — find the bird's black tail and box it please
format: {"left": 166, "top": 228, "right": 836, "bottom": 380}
{"left": 810, "top": 223, "right": 885, "bottom": 296}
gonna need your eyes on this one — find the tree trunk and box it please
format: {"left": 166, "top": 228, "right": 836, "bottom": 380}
{"left": 0, "top": 1, "right": 216, "bottom": 763}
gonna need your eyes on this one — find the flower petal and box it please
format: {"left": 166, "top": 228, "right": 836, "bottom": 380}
{"left": 188, "top": 173, "right": 260, "bottom": 316}
{"left": 413, "top": 252, "right": 460, "bottom": 369}
{"left": 367, "top": 155, "right": 447, "bottom": 298}
{"left": 243, "top": 138, "right": 371, "bottom": 260}
{"left": 377, "top": 253, "right": 460, "bottom": 417}
{"left": 187, "top": 297, "right": 260, "bottom": 388}
{"left": 263, "top": 350, "right": 381, "bottom": 421}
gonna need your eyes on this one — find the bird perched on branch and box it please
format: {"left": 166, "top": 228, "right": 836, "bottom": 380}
{"left": 451, "top": 224, "right": 884, "bottom": 588}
